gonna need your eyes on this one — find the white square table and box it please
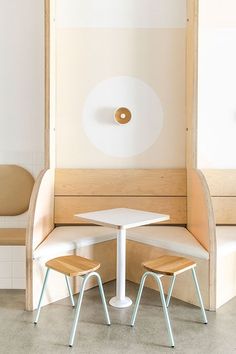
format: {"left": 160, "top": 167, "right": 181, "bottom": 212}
{"left": 75, "top": 208, "right": 169, "bottom": 308}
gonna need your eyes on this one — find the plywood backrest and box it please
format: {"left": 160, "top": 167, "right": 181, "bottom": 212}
{"left": 54, "top": 169, "right": 187, "bottom": 225}
{"left": 202, "top": 169, "right": 236, "bottom": 225}
{"left": 0, "top": 165, "right": 34, "bottom": 215}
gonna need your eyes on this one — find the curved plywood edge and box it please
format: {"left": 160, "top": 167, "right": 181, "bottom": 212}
{"left": 26, "top": 168, "right": 55, "bottom": 311}
{"left": 187, "top": 168, "right": 216, "bottom": 310}
{"left": 0, "top": 165, "right": 34, "bottom": 215}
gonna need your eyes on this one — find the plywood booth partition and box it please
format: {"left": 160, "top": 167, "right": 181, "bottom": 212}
{"left": 25, "top": 0, "right": 222, "bottom": 311}
{"left": 201, "top": 170, "right": 236, "bottom": 309}
{"left": 26, "top": 166, "right": 219, "bottom": 311}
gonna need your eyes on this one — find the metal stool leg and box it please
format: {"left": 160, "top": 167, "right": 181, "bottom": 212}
{"left": 69, "top": 274, "right": 88, "bottom": 347}
{"left": 68, "top": 271, "right": 111, "bottom": 347}
{"left": 34, "top": 268, "right": 50, "bottom": 324}
{"left": 191, "top": 268, "right": 208, "bottom": 324}
{"left": 154, "top": 274, "right": 175, "bottom": 348}
{"left": 166, "top": 275, "right": 176, "bottom": 308}
{"left": 96, "top": 273, "right": 111, "bottom": 325}
{"left": 65, "top": 275, "right": 75, "bottom": 307}
{"left": 130, "top": 272, "right": 148, "bottom": 326}
{"left": 131, "top": 271, "right": 174, "bottom": 347}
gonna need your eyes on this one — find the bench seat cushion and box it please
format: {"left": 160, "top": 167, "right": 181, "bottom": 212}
{"left": 127, "top": 226, "right": 209, "bottom": 260}
{"left": 33, "top": 225, "right": 209, "bottom": 260}
{"left": 33, "top": 226, "right": 117, "bottom": 259}
{"left": 216, "top": 226, "right": 236, "bottom": 256}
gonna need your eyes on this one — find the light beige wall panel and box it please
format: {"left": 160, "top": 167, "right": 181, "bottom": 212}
{"left": 198, "top": 1, "right": 236, "bottom": 168}
{"left": 199, "top": 0, "right": 236, "bottom": 28}
{"left": 56, "top": 0, "right": 186, "bottom": 29}
{"left": 56, "top": 29, "right": 186, "bottom": 168}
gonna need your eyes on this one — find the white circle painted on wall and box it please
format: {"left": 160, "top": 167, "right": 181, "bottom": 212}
{"left": 82, "top": 76, "right": 163, "bottom": 158}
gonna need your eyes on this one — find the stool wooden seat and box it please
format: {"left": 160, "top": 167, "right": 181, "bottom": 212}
{"left": 34, "top": 255, "right": 110, "bottom": 347}
{"left": 143, "top": 255, "right": 196, "bottom": 276}
{"left": 46, "top": 255, "right": 100, "bottom": 276}
{"left": 131, "top": 255, "right": 207, "bottom": 348}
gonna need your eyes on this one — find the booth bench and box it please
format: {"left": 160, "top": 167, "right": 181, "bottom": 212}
{"left": 202, "top": 170, "right": 236, "bottom": 309}
{"left": 26, "top": 168, "right": 216, "bottom": 311}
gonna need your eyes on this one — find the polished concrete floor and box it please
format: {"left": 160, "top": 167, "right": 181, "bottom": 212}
{"left": 0, "top": 281, "right": 235, "bottom": 354}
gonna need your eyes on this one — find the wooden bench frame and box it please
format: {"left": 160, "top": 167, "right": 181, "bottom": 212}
{"left": 202, "top": 169, "right": 236, "bottom": 308}
{"left": 26, "top": 168, "right": 216, "bottom": 311}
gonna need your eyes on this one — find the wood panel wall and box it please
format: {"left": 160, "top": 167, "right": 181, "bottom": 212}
{"left": 54, "top": 169, "right": 187, "bottom": 225}
{"left": 202, "top": 169, "right": 236, "bottom": 224}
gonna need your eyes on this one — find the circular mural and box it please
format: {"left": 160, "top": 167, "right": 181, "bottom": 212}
{"left": 82, "top": 76, "right": 163, "bottom": 158}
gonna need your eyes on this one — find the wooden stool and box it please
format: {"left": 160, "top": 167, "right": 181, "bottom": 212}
{"left": 34, "top": 255, "right": 111, "bottom": 347}
{"left": 130, "top": 255, "right": 208, "bottom": 348}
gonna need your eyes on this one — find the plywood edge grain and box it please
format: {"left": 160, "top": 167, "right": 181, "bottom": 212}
{"left": 187, "top": 168, "right": 216, "bottom": 310}
{"left": 186, "top": 0, "right": 198, "bottom": 168}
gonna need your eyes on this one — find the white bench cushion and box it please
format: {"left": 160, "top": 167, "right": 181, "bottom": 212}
{"left": 33, "top": 226, "right": 117, "bottom": 259}
{"left": 216, "top": 226, "right": 236, "bottom": 256}
{"left": 34, "top": 225, "right": 209, "bottom": 260}
{"left": 127, "top": 226, "right": 209, "bottom": 260}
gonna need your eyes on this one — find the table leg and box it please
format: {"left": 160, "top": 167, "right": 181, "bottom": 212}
{"left": 109, "top": 228, "right": 132, "bottom": 308}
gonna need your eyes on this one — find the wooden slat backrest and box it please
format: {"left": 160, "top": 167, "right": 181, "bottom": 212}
{"left": 202, "top": 169, "right": 236, "bottom": 224}
{"left": 54, "top": 169, "right": 187, "bottom": 225}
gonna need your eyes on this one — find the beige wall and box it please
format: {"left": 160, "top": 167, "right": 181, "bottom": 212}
{"left": 0, "top": 0, "right": 44, "bottom": 227}
{"left": 197, "top": 0, "right": 236, "bottom": 168}
{"left": 55, "top": 1, "right": 186, "bottom": 168}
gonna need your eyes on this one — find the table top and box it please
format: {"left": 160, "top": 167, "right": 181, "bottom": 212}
{"left": 75, "top": 208, "right": 169, "bottom": 229}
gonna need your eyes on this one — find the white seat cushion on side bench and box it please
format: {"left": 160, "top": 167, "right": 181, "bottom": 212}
{"left": 33, "top": 226, "right": 117, "bottom": 260}
{"left": 127, "top": 226, "right": 209, "bottom": 260}
{"left": 216, "top": 226, "right": 236, "bottom": 257}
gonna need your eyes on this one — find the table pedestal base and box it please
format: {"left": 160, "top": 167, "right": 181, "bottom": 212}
{"left": 109, "top": 296, "right": 132, "bottom": 308}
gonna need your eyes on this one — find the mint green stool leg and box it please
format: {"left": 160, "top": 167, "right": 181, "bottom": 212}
{"left": 65, "top": 275, "right": 75, "bottom": 307}
{"left": 96, "top": 273, "right": 111, "bottom": 326}
{"left": 69, "top": 271, "right": 110, "bottom": 347}
{"left": 130, "top": 271, "right": 175, "bottom": 348}
{"left": 191, "top": 268, "right": 208, "bottom": 324}
{"left": 130, "top": 272, "right": 148, "bottom": 326}
{"left": 154, "top": 273, "right": 175, "bottom": 348}
{"left": 166, "top": 275, "right": 176, "bottom": 308}
{"left": 34, "top": 268, "right": 50, "bottom": 324}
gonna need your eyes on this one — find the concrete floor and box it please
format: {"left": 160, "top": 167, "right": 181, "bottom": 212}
{"left": 0, "top": 281, "right": 235, "bottom": 354}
